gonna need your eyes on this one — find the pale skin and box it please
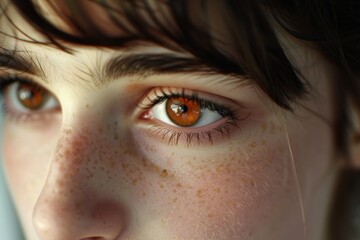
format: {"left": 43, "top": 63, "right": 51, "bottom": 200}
{"left": 0, "top": 3, "right": 351, "bottom": 240}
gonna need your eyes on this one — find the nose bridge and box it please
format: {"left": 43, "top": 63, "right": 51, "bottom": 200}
{"left": 33, "top": 125, "right": 124, "bottom": 240}
{"left": 54, "top": 127, "right": 93, "bottom": 185}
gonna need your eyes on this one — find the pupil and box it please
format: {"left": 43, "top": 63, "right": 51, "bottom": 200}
{"left": 179, "top": 104, "right": 188, "bottom": 113}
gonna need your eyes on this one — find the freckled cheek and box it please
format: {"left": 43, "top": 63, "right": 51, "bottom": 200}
{"left": 133, "top": 140, "right": 297, "bottom": 239}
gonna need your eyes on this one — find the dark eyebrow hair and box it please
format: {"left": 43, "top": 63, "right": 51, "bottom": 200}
{"left": 0, "top": 50, "right": 47, "bottom": 80}
{"left": 98, "top": 53, "right": 229, "bottom": 86}
{"left": 0, "top": 49, "right": 244, "bottom": 87}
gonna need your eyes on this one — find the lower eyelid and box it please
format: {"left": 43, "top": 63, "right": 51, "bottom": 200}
{"left": 135, "top": 117, "right": 242, "bottom": 146}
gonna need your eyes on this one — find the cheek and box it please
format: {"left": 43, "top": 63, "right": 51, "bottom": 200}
{"left": 2, "top": 120, "right": 60, "bottom": 229}
{"left": 132, "top": 130, "right": 303, "bottom": 239}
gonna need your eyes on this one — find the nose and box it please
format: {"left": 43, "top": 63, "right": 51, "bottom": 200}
{"left": 33, "top": 128, "right": 125, "bottom": 240}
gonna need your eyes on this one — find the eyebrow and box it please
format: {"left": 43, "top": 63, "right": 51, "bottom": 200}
{"left": 101, "top": 53, "right": 216, "bottom": 83}
{"left": 0, "top": 50, "right": 237, "bottom": 87}
{"left": 0, "top": 50, "right": 47, "bottom": 79}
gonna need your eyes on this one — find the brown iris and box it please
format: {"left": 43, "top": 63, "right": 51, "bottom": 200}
{"left": 16, "top": 82, "right": 48, "bottom": 110}
{"left": 165, "top": 97, "right": 201, "bottom": 127}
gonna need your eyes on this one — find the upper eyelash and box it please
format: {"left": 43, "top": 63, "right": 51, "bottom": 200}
{"left": 139, "top": 87, "right": 238, "bottom": 121}
{"left": 0, "top": 74, "right": 37, "bottom": 91}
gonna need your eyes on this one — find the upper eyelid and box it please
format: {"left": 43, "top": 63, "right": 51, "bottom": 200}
{"left": 141, "top": 87, "right": 245, "bottom": 110}
{"left": 0, "top": 74, "right": 60, "bottom": 107}
{"left": 0, "top": 73, "right": 51, "bottom": 91}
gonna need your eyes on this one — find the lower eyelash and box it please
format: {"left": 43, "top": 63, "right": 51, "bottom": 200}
{"left": 0, "top": 102, "right": 45, "bottom": 123}
{"left": 147, "top": 118, "right": 241, "bottom": 146}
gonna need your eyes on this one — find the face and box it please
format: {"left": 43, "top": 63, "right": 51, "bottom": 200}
{"left": 1, "top": 3, "right": 341, "bottom": 240}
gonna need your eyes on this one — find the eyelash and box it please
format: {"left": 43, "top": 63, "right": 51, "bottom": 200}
{"left": 140, "top": 88, "right": 237, "bottom": 119}
{"left": 138, "top": 87, "right": 247, "bottom": 146}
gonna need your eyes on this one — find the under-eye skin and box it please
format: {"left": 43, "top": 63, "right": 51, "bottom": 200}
{"left": 0, "top": 75, "right": 60, "bottom": 123}
{"left": 137, "top": 87, "right": 249, "bottom": 146}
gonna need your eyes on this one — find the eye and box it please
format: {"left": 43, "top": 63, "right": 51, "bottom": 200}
{"left": 140, "top": 88, "right": 238, "bottom": 129}
{"left": 1, "top": 79, "right": 60, "bottom": 121}
{"left": 138, "top": 87, "right": 246, "bottom": 146}
{"left": 151, "top": 96, "right": 223, "bottom": 128}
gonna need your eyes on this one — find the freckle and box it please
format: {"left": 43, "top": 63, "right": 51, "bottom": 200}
{"left": 176, "top": 183, "right": 182, "bottom": 188}
{"left": 216, "top": 164, "right": 224, "bottom": 173}
{"left": 172, "top": 198, "right": 178, "bottom": 202}
{"left": 250, "top": 179, "right": 256, "bottom": 186}
{"left": 97, "top": 126, "right": 104, "bottom": 134}
{"left": 57, "top": 179, "right": 64, "bottom": 187}
{"left": 114, "top": 133, "right": 119, "bottom": 140}
{"left": 208, "top": 214, "right": 213, "bottom": 218}
{"left": 161, "top": 169, "right": 168, "bottom": 177}
{"left": 160, "top": 184, "right": 164, "bottom": 189}
{"left": 132, "top": 179, "right": 138, "bottom": 185}
{"left": 215, "top": 187, "right": 221, "bottom": 193}
{"left": 64, "top": 129, "right": 72, "bottom": 135}
{"left": 142, "top": 159, "right": 148, "bottom": 167}
{"left": 65, "top": 149, "right": 71, "bottom": 156}
{"left": 196, "top": 188, "right": 207, "bottom": 198}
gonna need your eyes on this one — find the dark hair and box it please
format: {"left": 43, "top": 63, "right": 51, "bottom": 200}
{"left": 6, "top": 0, "right": 360, "bottom": 239}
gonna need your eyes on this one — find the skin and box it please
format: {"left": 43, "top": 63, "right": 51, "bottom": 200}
{"left": 0, "top": 3, "right": 342, "bottom": 240}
